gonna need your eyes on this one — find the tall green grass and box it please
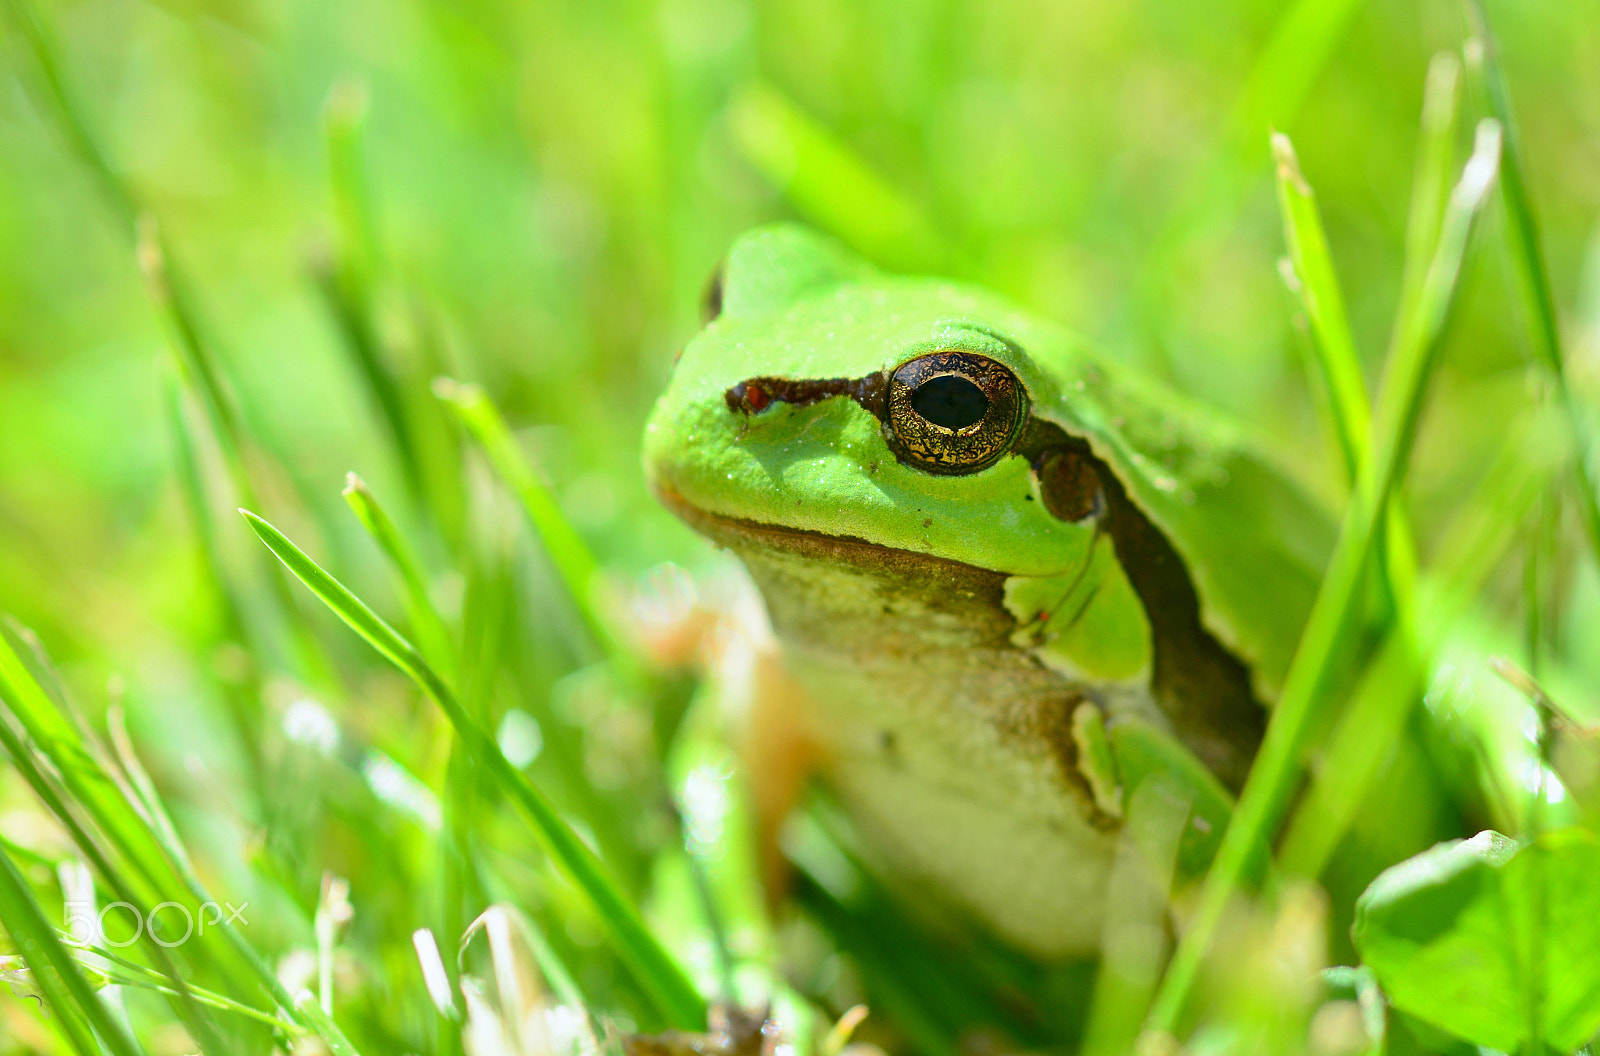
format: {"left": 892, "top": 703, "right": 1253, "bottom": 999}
{"left": 1, "top": 0, "right": 1597, "bottom": 1053}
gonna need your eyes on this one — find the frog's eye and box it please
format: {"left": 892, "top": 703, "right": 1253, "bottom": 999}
{"left": 885, "top": 351, "right": 1027, "bottom": 475}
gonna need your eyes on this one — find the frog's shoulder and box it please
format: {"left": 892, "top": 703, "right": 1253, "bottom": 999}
{"left": 1001, "top": 314, "right": 1334, "bottom": 701}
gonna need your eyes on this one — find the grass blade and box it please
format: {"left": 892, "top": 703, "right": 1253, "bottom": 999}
{"left": 294, "top": 990, "right": 365, "bottom": 1056}
{"left": 1279, "top": 409, "right": 1549, "bottom": 876}
{"left": 1398, "top": 53, "right": 1465, "bottom": 340}
{"left": 1145, "top": 120, "right": 1502, "bottom": 1038}
{"left": 314, "top": 85, "right": 428, "bottom": 512}
{"left": 0, "top": 843, "right": 147, "bottom": 1056}
{"left": 433, "top": 379, "right": 624, "bottom": 671}
{"left": 1261, "top": 58, "right": 1480, "bottom": 881}
{"left": 241, "top": 509, "right": 708, "bottom": 1029}
{"left": 99, "top": 699, "right": 353, "bottom": 1054}
{"left": 343, "top": 473, "right": 456, "bottom": 680}
{"left": 0, "top": 626, "right": 287, "bottom": 1053}
{"left": 1464, "top": 2, "right": 1600, "bottom": 563}
{"left": 0, "top": 625, "right": 176, "bottom": 908}
{"left": 1274, "top": 123, "right": 1423, "bottom": 624}
{"left": 0, "top": 723, "right": 201, "bottom": 1051}
{"left": 1272, "top": 131, "right": 1370, "bottom": 482}
{"left": 58, "top": 934, "right": 299, "bottom": 1034}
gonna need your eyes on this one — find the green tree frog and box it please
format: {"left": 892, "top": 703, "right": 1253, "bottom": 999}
{"left": 643, "top": 225, "right": 1334, "bottom": 958}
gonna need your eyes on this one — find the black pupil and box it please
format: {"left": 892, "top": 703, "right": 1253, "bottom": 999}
{"left": 911, "top": 374, "right": 988, "bottom": 429}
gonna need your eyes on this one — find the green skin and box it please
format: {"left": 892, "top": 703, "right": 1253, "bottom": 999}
{"left": 644, "top": 225, "right": 1334, "bottom": 958}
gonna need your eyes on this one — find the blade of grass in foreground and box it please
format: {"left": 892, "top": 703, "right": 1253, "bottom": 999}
{"left": 0, "top": 624, "right": 188, "bottom": 917}
{"left": 1272, "top": 132, "right": 1368, "bottom": 483}
{"left": 57, "top": 934, "right": 298, "bottom": 1034}
{"left": 434, "top": 379, "right": 639, "bottom": 682}
{"left": 1274, "top": 126, "right": 1422, "bottom": 622}
{"left": 0, "top": 624, "right": 357, "bottom": 1053}
{"left": 108, "top": 722, "right": 365, "bottom": 1056}
{"left": 241, "top": 508, "right": 708, "bottom": 1030}
{"left": 343, "top": 473, "right": 456, "bottom": 680}
{"left": 0, "top": 648, "right": 238, "bottom": 1052}
{"left": 1464, "top": 2, "right": 1600, "bottom": 564}
{"left": 1275, "top": 45, "right": 1463, "bottom": 490}
{"left": 1144, "top": 121, "right": 1502, "bottom": 1039}
{"left": 0, "top": 842, "right": 146, "bottom": 1056}
{"left": 1279, "top": 407, "right": 1550, "bottom": 877}
{"left": 1263, "top": 56, "right": 1480, "bottom": 882}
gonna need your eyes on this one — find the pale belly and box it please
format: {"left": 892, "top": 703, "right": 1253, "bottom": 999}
{"left": 798, "top": 659, "right": 1121, "bottom": 956}
{"left": 720, "top": 522, "right": 1133, "bottom": 958}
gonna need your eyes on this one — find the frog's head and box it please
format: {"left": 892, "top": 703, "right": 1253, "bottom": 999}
{"left": 644, "top": 224, "right": 1107, "bottom": 578}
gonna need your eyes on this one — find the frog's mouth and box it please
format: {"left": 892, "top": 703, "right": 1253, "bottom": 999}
{"left": 651, "top": 476, "right": 1006, "bottom": 588}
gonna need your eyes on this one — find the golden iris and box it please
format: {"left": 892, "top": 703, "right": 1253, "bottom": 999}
{"left": 884, "top": 351, "right": 1026, "bottom": 475}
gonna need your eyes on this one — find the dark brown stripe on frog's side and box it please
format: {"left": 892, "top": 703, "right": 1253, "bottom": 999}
{"left": 1015, "top": 417, "right": 1264, "bottom": 790}
{"left": 722, "top": 369, "right": 1265, "bottom": 790}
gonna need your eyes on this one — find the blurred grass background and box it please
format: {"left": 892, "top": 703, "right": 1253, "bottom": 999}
{"left": 4, "top": 0, "right": 1599, "bottom": 662}
{"left": 1, "top": 0, "right": 1599, "bottom": 1052}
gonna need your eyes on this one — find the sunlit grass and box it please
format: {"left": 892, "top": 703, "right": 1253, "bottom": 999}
{"left": 1, "top": 0, "right": 1598, "bottom": 1053}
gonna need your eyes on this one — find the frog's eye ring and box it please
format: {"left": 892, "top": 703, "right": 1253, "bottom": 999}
{"left": 885, "top": 351, "right": 1027, "bottom": 475}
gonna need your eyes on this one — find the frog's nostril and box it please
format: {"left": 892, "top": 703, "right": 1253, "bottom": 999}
{"left": 912, "top": 375, "right": 988, "bottom": 430}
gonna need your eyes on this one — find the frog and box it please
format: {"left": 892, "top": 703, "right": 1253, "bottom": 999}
{"left": 642, "top": 224, "right": 1336, "bottom": 959}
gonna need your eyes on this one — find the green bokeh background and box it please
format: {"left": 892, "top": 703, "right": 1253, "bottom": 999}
{"left": 4, "top": 0, "right": 1597, "bottom": 670}
{"left": 2, "top": 0, "right": 1598, "bottom": 1051}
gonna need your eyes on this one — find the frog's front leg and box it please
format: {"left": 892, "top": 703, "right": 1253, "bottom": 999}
{"left": 1071, "top": 700, "right": 1234, "bottom": 885}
